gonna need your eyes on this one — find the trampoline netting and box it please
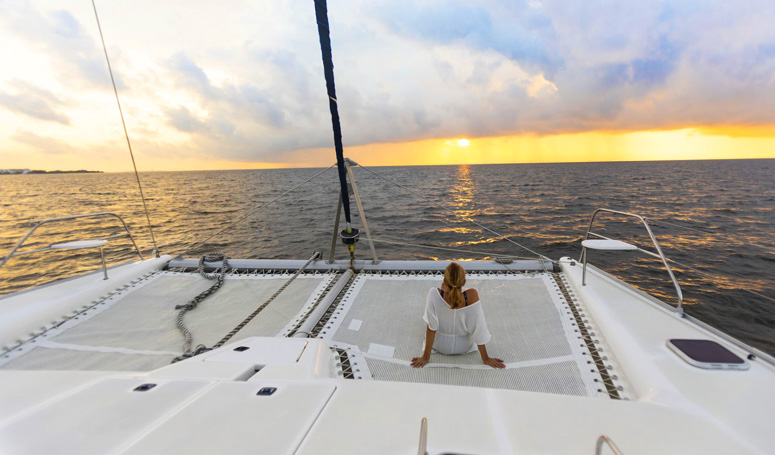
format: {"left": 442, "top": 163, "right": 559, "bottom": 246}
{"left": 2, "top": 268, "right": 623, "bottom": 398}
{"left": 317, "top": 272, "right": 610, "bottom": 397}
{"left": 0, "top": 271, "right": 337, "bottom": 372}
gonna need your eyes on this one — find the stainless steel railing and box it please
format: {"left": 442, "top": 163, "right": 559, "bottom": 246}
{"left": 581, "top": 208, "right": 684, "bottom": 317}
{"left": 417, "top": 417, "right": 428, "bottom": 455}
{"left": 0, "top": 212, "right": 145, "bottom": 273}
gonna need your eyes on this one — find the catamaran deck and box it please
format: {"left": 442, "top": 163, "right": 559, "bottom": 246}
{"left": 2, "top": 257, "right": 775, "bottom": 454}
{"left": 0, "top": 261, "right": 624, "bottom": 399}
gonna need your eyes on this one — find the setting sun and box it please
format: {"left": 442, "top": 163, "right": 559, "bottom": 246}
{"left": 457, "top": 138, "right": 470, "bottom": 147}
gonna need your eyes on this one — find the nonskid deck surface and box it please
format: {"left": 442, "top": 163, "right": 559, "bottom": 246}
{"left": 319, "top": 271, "right": 614, "bottom": 397}
{"left": 1, "top": 267, "right": 623, "bottom": 398}
{"left": 0, "top": 270, "right": 337, "bottom": 372}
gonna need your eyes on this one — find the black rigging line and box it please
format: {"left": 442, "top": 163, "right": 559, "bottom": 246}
{"left": 313, "top": 0, "right": 352, "bottom": 226}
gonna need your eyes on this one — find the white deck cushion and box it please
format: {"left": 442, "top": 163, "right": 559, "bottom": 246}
{"left": 582, "top": 239, "right": 637, "bottom": 250}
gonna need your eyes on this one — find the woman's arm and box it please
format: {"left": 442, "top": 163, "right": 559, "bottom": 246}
{"left": 477, "top": 344, "right": 505, "bottom": 369}
{"left": 411, "top": 326, "right": 436, "bottom": 368}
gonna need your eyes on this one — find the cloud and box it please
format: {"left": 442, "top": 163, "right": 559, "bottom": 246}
{"left": 0, "top": 3, "right": 112, "bottom": 90}
{"left": 166, "top": 51, "right": 286, "bottom": 130}
{"left": 2, "top": 0, "right": 775, "bottom": 167}
{"left": 11, "top": 130, "right": 72, "bottom": 154}
{"left": 167, "top": 52, "right": 214, "bottom": 100}
{"left": 373, "top": 1, "right": 561, "bottom": 78}
{"left": 164, "top": 105, "right": 209, "bottom": 134}
{"left": 0, "top": 80, "right": 70, "bottom": 124}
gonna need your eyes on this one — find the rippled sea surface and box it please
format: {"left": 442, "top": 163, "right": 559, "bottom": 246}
{"left": 1, "top": 159, "right": 774, "bottom": 354}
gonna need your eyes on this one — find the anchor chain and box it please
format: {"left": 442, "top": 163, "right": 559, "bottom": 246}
{"left": 172, "top": 252, "right": 321, "bottom": 363}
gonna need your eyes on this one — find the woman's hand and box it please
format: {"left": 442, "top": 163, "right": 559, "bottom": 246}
{"left": 411, "top": 356, "right": 431, "bottom": 368}
{"left": 477, "top": 345, "right": 505, "bottom": 368}
{"left": 483, "top": 357, "right": 506, "bottom": 369}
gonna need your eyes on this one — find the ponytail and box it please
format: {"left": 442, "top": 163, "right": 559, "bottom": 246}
{"left": 444, "top": 262, "right": 467, "bottom": 309}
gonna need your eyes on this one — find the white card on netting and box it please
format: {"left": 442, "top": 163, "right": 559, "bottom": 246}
{"left": 367, "top": 343, "right": 395, "bottom": 358}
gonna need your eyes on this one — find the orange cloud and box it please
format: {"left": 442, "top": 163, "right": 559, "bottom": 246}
{"left": 6, "top": 126, "right": 775, "bottom": 172}
{"left": 322, "top": 127, "right": 775, "bottom": 168}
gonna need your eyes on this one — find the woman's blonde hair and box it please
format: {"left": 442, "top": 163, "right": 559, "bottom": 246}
{"left": 443, "top": 262, "right": 466, "bottom": 309}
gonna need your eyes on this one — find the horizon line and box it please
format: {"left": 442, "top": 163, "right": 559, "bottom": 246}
{"left": 63, "top": 156, "right": 775, "bottom": 174}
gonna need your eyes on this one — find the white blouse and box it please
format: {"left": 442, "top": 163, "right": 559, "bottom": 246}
{"left": 422, "top": 287, "right": 492, "bottom": 355}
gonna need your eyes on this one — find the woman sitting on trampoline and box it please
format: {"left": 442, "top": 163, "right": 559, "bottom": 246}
{"left": 411, "top": 262, "right": 505, "bottom": 369}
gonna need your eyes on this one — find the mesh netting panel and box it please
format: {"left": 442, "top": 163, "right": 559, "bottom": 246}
{"left": 320, "top": 273, "right": 601, "bottom": 396}
{"left": 0, "top": 347, "right": 175, "bottom": 372}
{"left": 367, "top": 358, "right": 588, "bottom": 395}
{"left": 326, "top": 275, "right": 571, "bottom": 365}
{"left": 1, "top": 272, "right": 332, "bottom": 372}
{"left": 52, "top": 274, "right": 326, "bottom": 352}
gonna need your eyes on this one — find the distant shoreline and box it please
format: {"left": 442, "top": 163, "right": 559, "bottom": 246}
{"left": 4, "top": 157, "right": 774, "bottom": 174}
{"left": 98, "top": 156, "right": 775, "bottom": 173}
{"left": 0, "top": 169, "right": 103, "bottom": 175}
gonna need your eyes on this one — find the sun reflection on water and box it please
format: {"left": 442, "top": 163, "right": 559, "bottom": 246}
{"left": 450, "top": 165, "right": 477, "bottom": 220}
{"left": 1, "top": 161, "right": 774, "bottom": 355}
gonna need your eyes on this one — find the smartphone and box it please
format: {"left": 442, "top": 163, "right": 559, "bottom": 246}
{"left": 666, "top": 339, "right": 749, "bottom": 370}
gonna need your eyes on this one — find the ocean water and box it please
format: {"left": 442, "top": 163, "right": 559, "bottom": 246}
{"left": 1, "top": 159, "right": 774, "bottom": 354}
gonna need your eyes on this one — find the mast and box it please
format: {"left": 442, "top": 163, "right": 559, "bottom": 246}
{"left": 313, "top": 0, "right": 353, "bottom": 229}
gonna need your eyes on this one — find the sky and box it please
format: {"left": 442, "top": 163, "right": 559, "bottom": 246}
{"left": 0, "top": 0, "right": 774, "bottom": 171}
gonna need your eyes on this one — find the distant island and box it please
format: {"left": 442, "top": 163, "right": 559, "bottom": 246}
{"left": 0, "top": 169, "right": 103, "bottom": 175}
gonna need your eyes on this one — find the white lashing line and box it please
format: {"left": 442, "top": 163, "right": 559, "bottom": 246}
{"left": 36, "top": 340, "right": 180, "bottom": 357}
{"left": 359, "top": 352, "right": 576, "bottom": 370}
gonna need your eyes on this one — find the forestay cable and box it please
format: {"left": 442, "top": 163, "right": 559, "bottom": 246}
{"left": 91, "top": 0, "right": 159, "bottom": 256}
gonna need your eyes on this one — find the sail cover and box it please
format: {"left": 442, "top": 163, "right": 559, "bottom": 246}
{"left": 314, "top": 0, "right": 352, "bottom": 224}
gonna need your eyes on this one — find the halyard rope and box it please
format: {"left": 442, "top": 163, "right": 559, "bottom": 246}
{"left": 91, "top": 0, "right": 159, "bottom": 256}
